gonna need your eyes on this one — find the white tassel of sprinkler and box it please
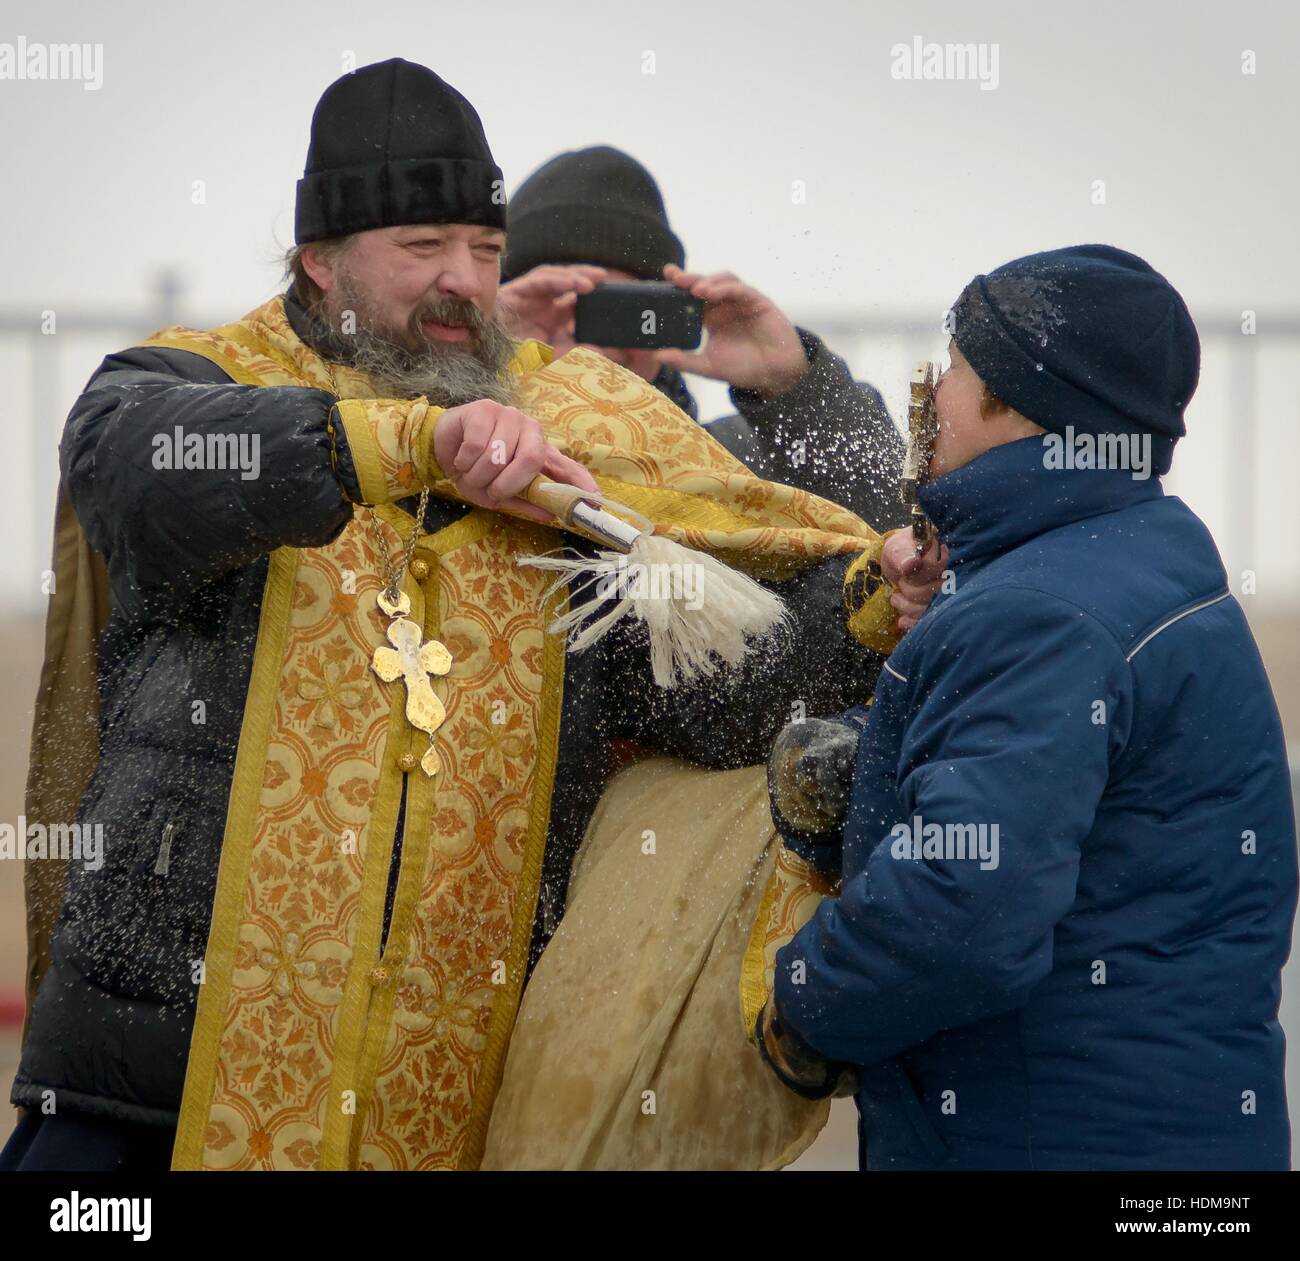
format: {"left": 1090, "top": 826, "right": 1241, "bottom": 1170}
{"left": 517, "top": 476, "right": 789, "bottom": 688}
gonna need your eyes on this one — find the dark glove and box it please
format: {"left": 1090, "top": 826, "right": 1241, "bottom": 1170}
{"left": 767, "top": 714, "right": 863, "bottom": 837}
{"left": 755, "top": 1000, "right": 860, "bottom": 1100}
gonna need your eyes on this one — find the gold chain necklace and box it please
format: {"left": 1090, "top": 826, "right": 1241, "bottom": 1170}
{"left": 366, "top": 488, "right": 452, "bottom": 778}
{"left": 372, "top": 488, "right": 429, "bottom": 605}
{"left": 321, "top": 349, "right": 452, "bottom": 778}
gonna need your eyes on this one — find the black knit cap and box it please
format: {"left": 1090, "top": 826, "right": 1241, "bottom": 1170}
{"left": 294, "top": 58, "right": 505, "bottom": 245}
{"left": 950, "top": 244, "right": 1200, "bottom": 475}
{"left": 502, "top": 145, "right": 685, "bottom": 282}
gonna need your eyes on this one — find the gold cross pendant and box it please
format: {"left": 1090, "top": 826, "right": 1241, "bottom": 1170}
{"left": 371, "top": 589, "right": 452, "bottom": 776}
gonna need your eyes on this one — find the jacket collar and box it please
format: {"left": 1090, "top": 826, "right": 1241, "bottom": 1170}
{"left": 917, "top": 435, "right": 1165, "bottom": 568}
{"left": 283, "top": 286, "right": 332, "bottom": 358}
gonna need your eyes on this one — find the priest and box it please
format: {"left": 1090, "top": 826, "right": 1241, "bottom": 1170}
{"left": 9, "top": 59, "right": 936, "bottom": 1171}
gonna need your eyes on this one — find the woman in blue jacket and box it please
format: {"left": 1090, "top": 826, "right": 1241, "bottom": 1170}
{"left": 758, "top": 244, "right": 1298, "bottom": 1170}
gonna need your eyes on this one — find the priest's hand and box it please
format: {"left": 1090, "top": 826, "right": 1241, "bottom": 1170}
{"left": 654, "top": 263, "right": 809, "bottom": 396}
{"left": 432, "top": 400, "right": 599, "bottom": 524}
{"left": 497, "top": 264, "right": 609, "bottom": 346}
{"left": 881, "top": 530, "right": 948, "bottom": 632}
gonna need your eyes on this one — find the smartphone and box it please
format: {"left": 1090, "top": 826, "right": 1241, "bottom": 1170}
{"left": 574, "top": 281, "right": 703, "bottom": 350}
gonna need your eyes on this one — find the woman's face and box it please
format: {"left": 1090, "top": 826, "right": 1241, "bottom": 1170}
{"left": 928, "top": 342, "right": 994, "bottom": 478}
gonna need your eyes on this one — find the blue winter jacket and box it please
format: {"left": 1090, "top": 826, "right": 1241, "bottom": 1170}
{"left": 775, "top": 436, "right": 1297, "bottom": 1170}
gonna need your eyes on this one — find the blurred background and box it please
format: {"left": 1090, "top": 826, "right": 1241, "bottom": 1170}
{"left": 0, "top": 0, "right": 1296, "bottom": 1166}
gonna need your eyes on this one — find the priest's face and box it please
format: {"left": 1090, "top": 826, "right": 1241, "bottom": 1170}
{"left": 300, "top": 223, "right": 518, "bottom": 405}
{"left": 322, "top": 223, "right": 505, "bottom": 342}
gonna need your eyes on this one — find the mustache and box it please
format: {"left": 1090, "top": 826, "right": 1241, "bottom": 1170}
{"left": 409, "top": 296, "right": 486, "bottom": 342}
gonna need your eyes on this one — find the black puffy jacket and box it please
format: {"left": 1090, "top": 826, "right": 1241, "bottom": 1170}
{"left": 12, "top": 292, "right": 886, "bottom": 1127}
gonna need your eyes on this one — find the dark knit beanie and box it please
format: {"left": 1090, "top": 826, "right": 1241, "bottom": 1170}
{"left": 951, "top": 244, "right": 1200, "bottom": 475}
{"left": 502, "top": 145, "right": 685, "bottom": 282}
{"left": 295, "top": 58, "right": 505, "bottom": 244}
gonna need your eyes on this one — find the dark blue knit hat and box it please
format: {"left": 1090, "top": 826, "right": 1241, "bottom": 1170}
{"left": 950, "top": 245, "right": 1200, "bottom": 475}
{"left": 502, "top": 146, "right": 685, "bottom": 282}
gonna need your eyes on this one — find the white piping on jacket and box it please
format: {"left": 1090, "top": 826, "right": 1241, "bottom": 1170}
{"left": 1125, "top": 591, "right": 1231, "bottom": 662}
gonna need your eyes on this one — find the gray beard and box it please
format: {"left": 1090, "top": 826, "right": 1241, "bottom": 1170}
{"left": 302, "top": 280, "right": 519, "bottom": 409}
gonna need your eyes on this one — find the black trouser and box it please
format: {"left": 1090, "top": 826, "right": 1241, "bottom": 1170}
{"left": 0, "top": 1110, "right": 175, "bottom": 1171}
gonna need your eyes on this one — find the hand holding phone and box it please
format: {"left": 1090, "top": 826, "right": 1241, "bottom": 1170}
{"left": 652, "top": 265, "right": 809, "bottom": 395}
{"left": 498, "top": 264, "right": 609, "bottom": 345}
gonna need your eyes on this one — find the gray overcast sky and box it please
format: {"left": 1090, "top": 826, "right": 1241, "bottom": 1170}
{"left": 1, "top": 0, "right": 1298, "bottom": 609}
{"left": 2, "top": 0, "right": 1297, "bottom": 314}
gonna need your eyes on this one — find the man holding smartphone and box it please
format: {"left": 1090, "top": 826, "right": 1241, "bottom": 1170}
{"left": 498, "top": 146, "right": 906, "bottom": 531}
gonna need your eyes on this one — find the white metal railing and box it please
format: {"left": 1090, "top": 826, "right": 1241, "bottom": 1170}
{"left": 1, "top": 282, "right": 1297, "bottom": 617}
